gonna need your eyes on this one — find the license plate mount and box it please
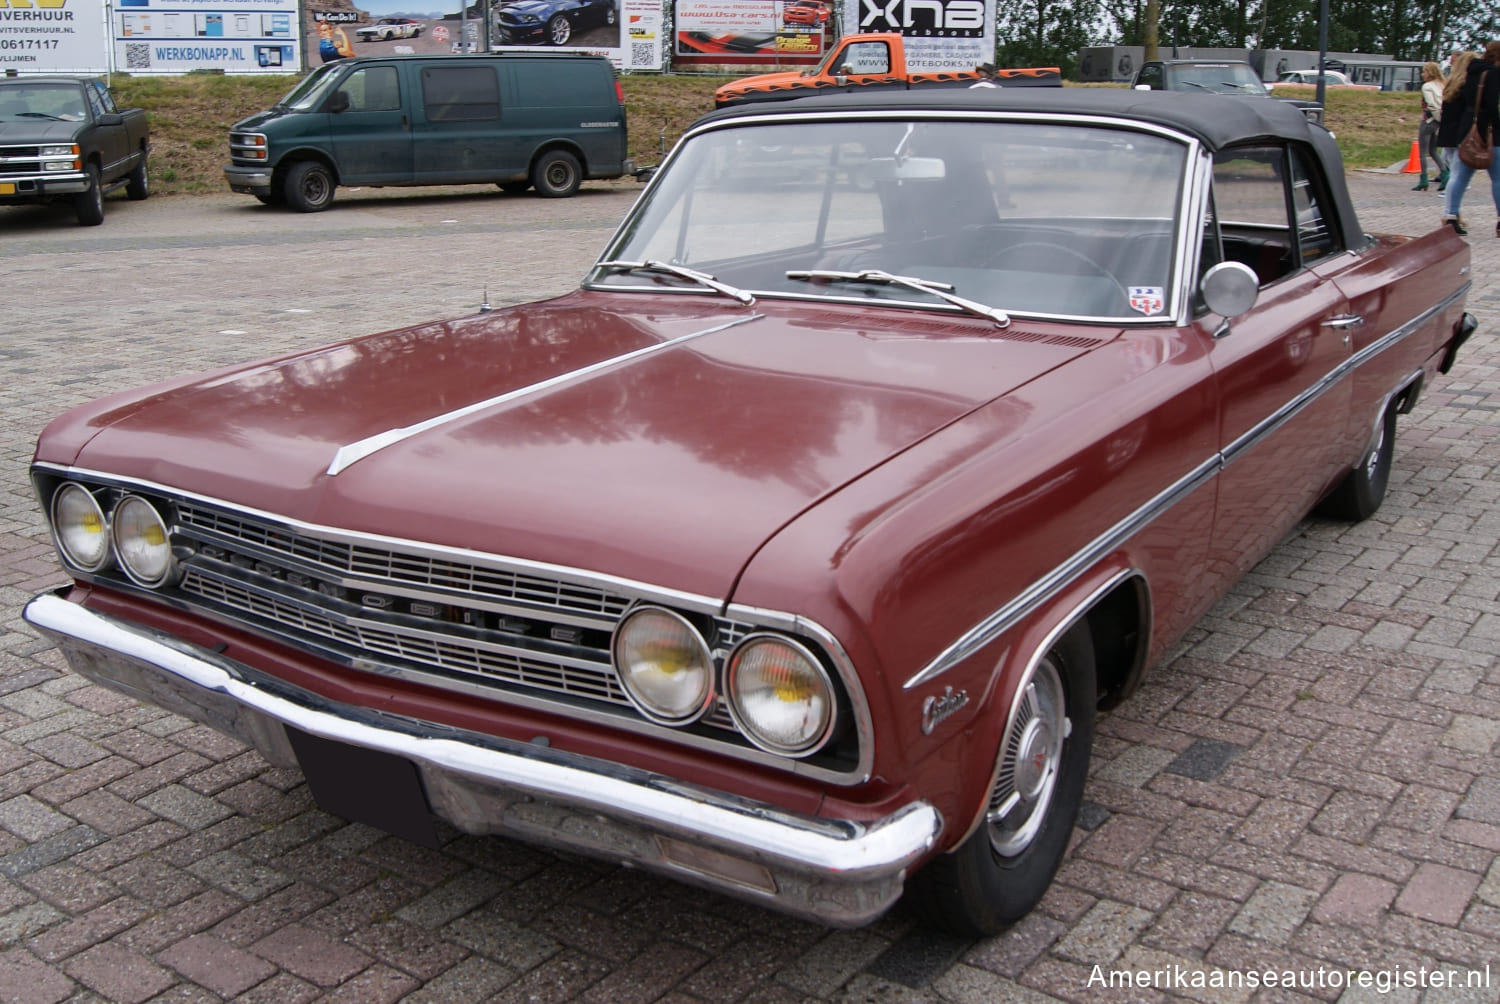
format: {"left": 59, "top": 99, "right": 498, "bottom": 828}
{"left": 285, "top": 726, "right": 439, "bottom": 847}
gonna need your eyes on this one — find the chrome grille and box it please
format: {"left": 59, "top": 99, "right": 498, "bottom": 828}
{"left": 177, "top": 502, "right": 632, "bottom": 620}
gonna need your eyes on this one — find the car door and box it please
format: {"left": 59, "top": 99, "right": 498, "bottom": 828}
{"left": 327, "top": 63, "right": 412, "bottom": 185}
{"left": 1201, "top": 142, "right": 1354, "bottom": 578}
{"left": 413, "top": 62, "right": 510, "bottom": 183}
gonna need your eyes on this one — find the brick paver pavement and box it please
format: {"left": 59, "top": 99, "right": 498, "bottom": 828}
{"left": 0, "top": 171, "right": 1496, "bottom": 1003}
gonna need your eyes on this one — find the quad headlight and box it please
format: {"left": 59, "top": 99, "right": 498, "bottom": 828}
{"left": 110, "top": 495, "right": 175, "bottom": 587}
{"left": 612, "top": 606, "right": 714, "bottom": 725}
{"left": 51, "top": 482, "right": 110, "bottom": 572}
{"left": 727, "top": 635, "right": 835, "bottom": 756}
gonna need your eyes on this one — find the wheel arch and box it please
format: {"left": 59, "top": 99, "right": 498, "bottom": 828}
{"left": 948, "top": 563, "right": 1151, "bottom": 849}
{"left": 530, "top": 139, "right": 589, "bottom": 178}
{"left": 271, "top": 150, "right": 341, "bottom": 189}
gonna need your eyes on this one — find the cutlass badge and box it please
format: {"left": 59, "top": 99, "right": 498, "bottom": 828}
{"left": 921, "top": 686, "right": 970, "bottom": 734}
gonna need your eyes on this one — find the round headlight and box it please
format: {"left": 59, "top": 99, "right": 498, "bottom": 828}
{"left": 612, "top": 607, "right": 715, "bottom": 725}
{"left": 727, "top": 635, "right": 835, "bottom": 756}
{"left": 51, "top": 483, "right": 110, "bottom": 571}
{"left": 111, "top": 495, "right": 174, "bottom": 587}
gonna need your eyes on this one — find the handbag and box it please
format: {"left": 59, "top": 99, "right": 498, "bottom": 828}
{"left": 1459, "top": 122, "right": 1493, "bottom": 170}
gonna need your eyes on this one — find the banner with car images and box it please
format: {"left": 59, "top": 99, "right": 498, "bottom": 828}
{"left": 115, "top": 0, "right": 301, "bottom": 73}
{"left": 842, "top": 0, "right": 992, "bottom": 71}
{"left": 672, "top": 0, "right": 828, "bottom": 64}
{"left": 0, "top": 0, "right": 109, "bottom": 73}
{"left": 490, "top": 0, "right": 660, "bottom": 70}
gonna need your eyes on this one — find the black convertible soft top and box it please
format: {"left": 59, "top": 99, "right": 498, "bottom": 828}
{"left": 695, "top": 87, "right": 1364, "bottom": 250}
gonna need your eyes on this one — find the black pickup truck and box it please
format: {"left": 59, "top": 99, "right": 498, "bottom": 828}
{"left": 0, "top": 76, "right": 150, "bottom": 226}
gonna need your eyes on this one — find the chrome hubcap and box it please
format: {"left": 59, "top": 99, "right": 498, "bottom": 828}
{"left": 987, "top": 658, "right": 1069, "bottom": 858}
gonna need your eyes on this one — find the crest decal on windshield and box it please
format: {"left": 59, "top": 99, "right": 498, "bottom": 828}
{"left": 1128, "top": 286, "right": 1165, "bottom": 316}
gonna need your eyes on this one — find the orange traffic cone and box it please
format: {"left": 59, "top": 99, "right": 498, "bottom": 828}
{"left": 1402, "top": 140, "right": 1422, "bottom": 174}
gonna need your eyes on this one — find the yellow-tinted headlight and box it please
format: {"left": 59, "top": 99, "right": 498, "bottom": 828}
{"left": 612, "top": 606, "right": 714, "bottom": 725}
{"left": 51, "top": 482, "right": 110, "bottom": 571}
{"left": 111, "top": 495, "right": 174, "bottom": 587}
{"left": 727, "top": 635, "right": 834, "bottom": 756}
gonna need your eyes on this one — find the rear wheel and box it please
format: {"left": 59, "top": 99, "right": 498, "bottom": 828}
{"left": 1316, "top": 403, "right": 1396, "bottom": 521}
{"left": 73, "top": 164, "right": 104, "bottom": 226}
{"left": 284, "top": 160, "right": 336, "bottom": 213}
{"left": 125, "top": 154, "right": 149, "bottom": 201}
{"left": 531, "top": 150, "right": 581, "bottom": 198}
{"left": 906, "top": 624, "right": 1096, "bottom": 936}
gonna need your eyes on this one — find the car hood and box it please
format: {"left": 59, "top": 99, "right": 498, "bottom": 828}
{"left": 0, "top": 120, "right": 81, "bottom": 142}
{"left": 500, "top": 0, "right": 562, "bottom": 17}
{"left": 43, "top": 292, "right": 1110, "bottom": 599}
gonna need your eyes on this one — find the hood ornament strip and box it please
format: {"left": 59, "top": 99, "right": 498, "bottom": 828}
{"left": 325, "top": 312, "right": 764, "bottom": 477}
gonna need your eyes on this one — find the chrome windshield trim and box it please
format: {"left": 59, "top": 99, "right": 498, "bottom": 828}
{"left": 906, "top": 282, "right": 1470, "bottom": 689}
{"left": 325, "top": 312, "right": 764, "bottom": 476}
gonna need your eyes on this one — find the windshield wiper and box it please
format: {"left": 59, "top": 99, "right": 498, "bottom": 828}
{"left": 17, "top": 111, "right": 64, "bottom": 120}
{"left": 785, "top": 268, "right": 1010, "bottom": 327}
{"left": 596, "top": 259, "right": 755, "bottom": 306}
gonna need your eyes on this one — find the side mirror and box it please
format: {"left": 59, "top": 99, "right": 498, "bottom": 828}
{"left": 1200, "top": 261, "right": 1259, "bottom": 319}
{"left": 327, "top": 90, "right": 350, "bottom": 114}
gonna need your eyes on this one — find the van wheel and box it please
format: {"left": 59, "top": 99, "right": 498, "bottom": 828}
{"left": 285, "top": 161, "right": 336, "bottom": 213}
{"left": 905, "top": 624, "right": 1095, "bottom": 936}
{"left": 532, "top": 150, "right": 581, "bottom": 198}
{"left": 546, "top": 14, "right": 571, "bottom": 44}
{"left": 126, "top": 155, "right": 149, "bottom": 201}
{"left": 73, "top": 165, "right": 104, "bottom": 226}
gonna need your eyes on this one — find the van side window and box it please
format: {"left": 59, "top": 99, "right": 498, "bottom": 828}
{"left": 339, "top": 66, "right": 401, "bottom": 112}
{"left": 422, "top": 66, "right": 500, "bottom": 122}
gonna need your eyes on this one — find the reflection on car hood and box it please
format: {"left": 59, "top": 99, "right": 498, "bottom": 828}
{"left": 0, "top": 120, "right": 81, "bottom": 141}
{"left": 499, "top": 0, "right": 559, "bottom": 16}
{"left": 43, "top": 292, "right": 1110, "bottom": 598}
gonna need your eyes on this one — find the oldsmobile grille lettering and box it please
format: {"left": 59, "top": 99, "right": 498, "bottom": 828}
{"left": 921, "top": 686, "right": 969, "bottom": 735}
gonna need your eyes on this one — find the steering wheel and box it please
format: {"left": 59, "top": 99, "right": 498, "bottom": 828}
{"left": 988, "top": 242, "right": 1130, "bottom": 305}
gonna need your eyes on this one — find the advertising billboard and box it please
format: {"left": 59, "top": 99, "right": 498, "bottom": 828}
{"left": 0, "top": 0, "right": 109, "bottom": 73}
{"left": 673, "top": 0, "right": 827, "bottom": 64}
{"left": 115, "top": 0, "right": 300, "bottom": 73}
{"left": 843, "top": 0, "right": 991, "bottom": 71}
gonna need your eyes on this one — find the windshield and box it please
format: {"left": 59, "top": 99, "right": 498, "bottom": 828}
{"left": 0, "top": 84, "right": 87, "bottom": 121}
{"left": 276, "top": 63, "right": 345, "bottom": 111}
{"left": 594, "top": 118, "right": 1188, "bottom": 322}
{"left": 1172, "top": 64, "right": 1266, "bottom": 93}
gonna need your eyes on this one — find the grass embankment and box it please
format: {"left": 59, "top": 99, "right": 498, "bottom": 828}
{"left": 110, "top": 73, "right": 1420, "bottom": 198}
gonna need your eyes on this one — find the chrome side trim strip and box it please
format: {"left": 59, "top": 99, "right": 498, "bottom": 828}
{"left": 906, "top": 282, "right": 1469, "bottom": 690}
{"left": 904, "top": 455, "right": 1218, "bottom": 690}
{"left": 23, "top": 591, "right": 936, "bottom": 928}
{"left": 325, "top": 312, "right": 765, "bottom": 476}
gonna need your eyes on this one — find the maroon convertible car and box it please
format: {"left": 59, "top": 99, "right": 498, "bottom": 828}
{"left": 25, "top": 89, "right": 1475, "bottom": 935}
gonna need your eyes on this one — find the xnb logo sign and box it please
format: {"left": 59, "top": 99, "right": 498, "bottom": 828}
{"left": 859, "top": 0, "right": 985, "bottom": 37}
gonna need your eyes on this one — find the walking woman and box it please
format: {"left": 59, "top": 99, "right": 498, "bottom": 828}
{"left": 1414, "top": 61, "right": 1447, "bottom": 190}
{"left": 1441, "top": 43, "right": 1500, "bottom": 236}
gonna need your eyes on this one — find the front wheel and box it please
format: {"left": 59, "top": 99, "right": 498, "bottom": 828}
{"left": 73, "top": 164, "right": 104, "bottom": 226}
{"left": 126, "top": 154, "right": 149, "bottom": 201}
{"left": 546, "top": 13, "right": 571, "bottom": 44}
{"left": 531, "top": 150, "right": 581, "bottom": 198}
{"left": 906, "top": 624, "right": 1096, "bottom": 936}
{"left": 284, "top": 160, "right": 336, "bottom": 213}
{"left": 1316, "top": 403, "right": 1396, "bottom": 521}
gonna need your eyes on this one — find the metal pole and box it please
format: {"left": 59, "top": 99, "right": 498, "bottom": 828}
{"left": 1315, "top": 0, "right": 1328, "bottom": 107}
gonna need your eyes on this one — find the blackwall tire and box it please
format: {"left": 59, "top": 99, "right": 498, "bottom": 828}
{"left": 531, "top": 150, "right": 581, "bottom": 198}
{"left": 284, "top": 161, "right": 336, "bottom": 213}
{"left": 1316, "top": 403, "right": 1396, "bottom": 521}
{"left": 73, "top": 165, "right": 104, "bottom": 226}
{"left": 126, "top": 155, "right": 149, "bottom": 201}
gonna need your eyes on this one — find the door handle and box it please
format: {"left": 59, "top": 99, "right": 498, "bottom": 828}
{"left": 1321, "top": 314, "right": 1363, "bottom": 329}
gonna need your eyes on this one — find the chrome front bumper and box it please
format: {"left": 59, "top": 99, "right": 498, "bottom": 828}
{"left": 23, "top": 590, "right": 939, "bottom": 927}
{"left": 0, "top": 171, "right": 89, "bottom": 196}
{"left": 223, "top": 164, "right": 273, "bottom": 194}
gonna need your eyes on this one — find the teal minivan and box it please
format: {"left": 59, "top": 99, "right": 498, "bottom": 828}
{"left": 225, "top": 53, "right": 631, "bottom": 211}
